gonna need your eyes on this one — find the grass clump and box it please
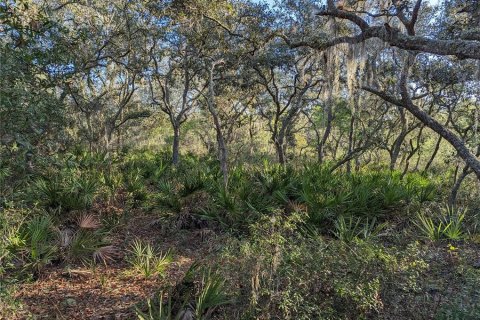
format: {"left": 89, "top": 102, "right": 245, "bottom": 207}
{"left": 127, "top": 239, "right": 172, "bottom": 279}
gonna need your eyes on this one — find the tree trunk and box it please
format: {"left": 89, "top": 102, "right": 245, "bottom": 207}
{"left": 448, "top": 166, "right": 471, "bottom": 208}
{"left": 389, "top": 148, "right": 400, "bottom": 171}
{"left": 249, "top": 115, "right": 256, "bottom": 157}
{"left": 364, "top": 55, "right": 480, "bottom": 180}
{"left": 401, "top": 128, "right": 424, "bottom": 178}
{"left": 274, "top": 139, "right": 286, "bottom": 165}
{"left": 207, "top": 60, "right": 229, "bottom": 189}
{"left": 400, "top": 55, "right": 480, "bottom": 180}
{"left": 105, "top": 124, "right": 113, "bottom": 155}
{"left": 318, "top": 103, "right": 333, "bottom": 164}
{"left": 208, "top": 114, "right": 228, "bottom": 189}
{"left": 401, "top": 96, "right": 480, "bottom": 179}
{"left": 424, "top": 136, "right": 442, "bottom": 173}
{"left": 215, "top": 119, "right": 228, "bottom": 189}
{"left": 172, "top": 125, "right": 180, "bottom": 166}
{"left": 390, "top": 131, "right": 407, "bottom": 170}
{"left": 346, "top": 113, "right": 355, "bottom": 174}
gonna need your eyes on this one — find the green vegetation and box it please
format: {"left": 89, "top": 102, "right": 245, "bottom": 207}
{"left": 2, "top": 0, "right": 480, "bottom": 318}
{"left": 127, "top": 239, "right": 172, "bottom": 279}
{"left": 2, "top": 151, "right": 479, "bottom": 318}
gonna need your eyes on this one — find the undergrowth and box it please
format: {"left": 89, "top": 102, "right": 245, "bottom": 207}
{"left": 1, "top": 150, "right": 479, "bottom": 319}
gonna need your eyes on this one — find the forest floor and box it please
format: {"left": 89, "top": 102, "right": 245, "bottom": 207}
{"left": 12, "top": 213, "right": 220, "bottom": 320}
{"left": 4, "top": 164, "right": 480, "bottom": 319}
{"left": 11, "top": 212, "right": 480, "bottom": 319}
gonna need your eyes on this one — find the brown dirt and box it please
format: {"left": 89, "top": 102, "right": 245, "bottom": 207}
{"left": 11, "top": 209, "right": 219, "bottom": 320}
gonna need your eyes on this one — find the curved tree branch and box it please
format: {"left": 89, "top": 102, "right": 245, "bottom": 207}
{"left": 299, "top": 3, "right": 480, "bottom": 60}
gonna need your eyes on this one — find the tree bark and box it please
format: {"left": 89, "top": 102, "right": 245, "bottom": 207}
{"left": 424, "top": 136, "right": 442, "bottom": 173}
{"left": 389, "top": 110, "right": 409, "bottom": 171}
{"left": 346, "top": 111, "right": 355, "bottom": 174}
{"left": 172, "top": 125, "right": 180, "bottom": 166}
{"left": 401, "top": 128, "right": 424, "bottom": 179}
{"left": 448, "top": 166, "right": 471, "bottom": 208}
{"left": 207, "top": 60, "right": 228, "bottom": 189}
{"left": 319, "top": 103, "right": 333, "bottom": 164}
{"left": 214, "top": 114, "right": 229, "bottom": 189}
{"left": 389, "top": 136, "right": 403, "bottom": 171}
{"left": 274, "top": 139, "right": 286, "bottom": 165}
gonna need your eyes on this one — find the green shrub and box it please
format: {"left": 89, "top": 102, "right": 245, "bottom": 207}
{"left": 293, "top": 168, "right": 416, "bottom": 229}
{"left": 414, "top": 213, "right": 445, "bottom": 240}
{"left": 135, "top": 266, "right": 229, "bottom": 320}
{"left": 333, "top": 216, "right": 385, "bottom": 242}
{"left": 194, "top": 270, "right": 230, "bottom": 319}
{"left": 155, "top": 181, "right": 182, "bottom": 212}
{"left": 125, "top": 168, "right": 148, "bottom": 204}
{"left": 127, "top": 239, "right": 172, "bottom": 278}
{"left": 18, "top": 214, "right": 57, "bottom": 272}
{"left": 217, "top": 210, "right": 428, "bottom": 319}
{"left": 255, "top": 160, "right": 295, "bottom": 202}
{"left": 99, "top": 169, "right": 123, "bottom": 203}
{"left": 414, "top": 205, "right": 466, "bottom": 241}
{"left": 135, "top": 292, "right": 180, "bottom": 320}
{"left": 32, "top": 170, "right": 99, "bottom": 212}
{"left": 66, "top": 229, "right": 107, "bottom": 263}
{"left": 405, "top": 173, "right": 437, "bottom": 203}
{"left": 62, "top": 213, "right": 115, "bottom": 264}
{"left": 7, "top": 211, "right": 115, "bottom": 273}
{"left": 1, "top": 207, "right": 25, "bottom": 276}
{"left": 179, "top": 169, "right": 207, "bottom": 197}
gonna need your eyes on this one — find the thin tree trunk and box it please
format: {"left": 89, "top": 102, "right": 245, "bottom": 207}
{"left": 424, "top": 136, "right": 442, "bottom": 173}
{"left": 319, "top": 103, "right": 333, "bottom": 164}
{"left": 364, "top": 54, "right": 480, "bottom": 180}
{"left": 172, "top": 125, "right": 180, "bottom": 166}
{"left": 355, "top": 157, "right": 361, "bottom": 172}
{"left": 414, "top": 149, "right": 422, "bottom": 171}
{"left": 105, "top": 125, "right": 113, "bottom": 155}
{"left": 401, "top": 127, "right": 424, "bottom": 178}
{"left": 249, "top": 115, "right": 256, "bottom": 157}
{"left": 390, "top": 131, "right": 407, "bottom": 170}
{"left": 214, "top": 117, "right": 229, "bottom": 188}
{"left": 401, "top": 145, "right": 416, "bottom": 178}
{"left": 207, "top": 60, "right": 228, "bottom": 188}
{"left": 346, "top": 113, "right": 355, "bottom": 174}
{"left": 401, "top": 55, "right": 480, "bottom": 180}
{"left": 274, "top": 138, "right": 286, "bottom": 165}
{"left": 116, "top": 127, "right": 121, "bottom": 153}
{"left": 448, "top": 166, "right": 471, "bottom": 208}
{"left": 389, "top": 148, "right": 400, "bottom": 171}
